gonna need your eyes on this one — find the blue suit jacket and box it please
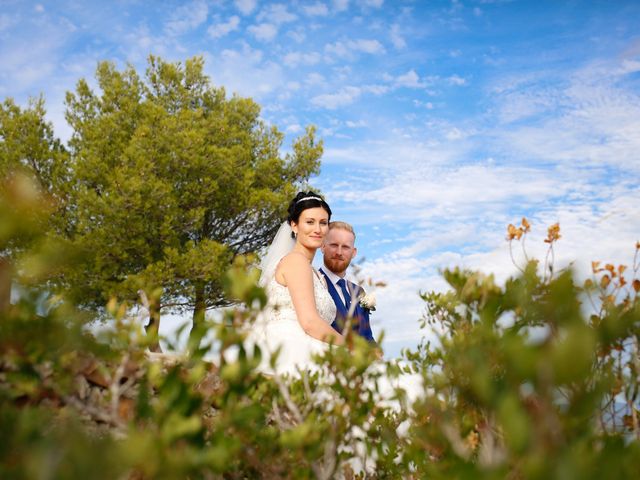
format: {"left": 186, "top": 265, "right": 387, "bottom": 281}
{"left": 319, "top": 267, "right": 376, "bottom": 344}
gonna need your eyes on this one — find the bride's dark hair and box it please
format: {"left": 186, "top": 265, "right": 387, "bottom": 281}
{"left": 287, "top": 191, "right": 332, "bottom": 234}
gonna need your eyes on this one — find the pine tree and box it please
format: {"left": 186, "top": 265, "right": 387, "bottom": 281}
{"left": 61, "top": 56, "right": 322, "bottom": 345}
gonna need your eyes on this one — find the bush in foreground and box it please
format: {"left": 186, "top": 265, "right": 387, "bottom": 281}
{"left": 1, "top": 182, "right": 639, "bottom": 478}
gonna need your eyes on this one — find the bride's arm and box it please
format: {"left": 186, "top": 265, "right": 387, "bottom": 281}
{"left": 277, "top": 254, "right": 345, "bottom": 346}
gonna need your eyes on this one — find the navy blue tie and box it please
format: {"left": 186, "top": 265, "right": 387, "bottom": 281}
{"left": 337, "top": 278, "right": 351, "bottom": 311}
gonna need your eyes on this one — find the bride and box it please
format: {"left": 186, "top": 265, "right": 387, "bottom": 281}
{"left": 247, "top": 191, "right": 344, "bottom": 375}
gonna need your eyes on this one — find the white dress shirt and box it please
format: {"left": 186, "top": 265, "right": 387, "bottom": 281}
{"left": 320, "top": 266, "right": 351, "bottom": 306}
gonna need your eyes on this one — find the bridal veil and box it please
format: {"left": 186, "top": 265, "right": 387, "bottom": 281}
{"left": 259, "top": 221, "right": 296, "bottom": 286}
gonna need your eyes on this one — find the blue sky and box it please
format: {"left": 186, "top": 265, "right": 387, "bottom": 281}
{"left": 2, "top": 0, "right": 640, "bottom": 357}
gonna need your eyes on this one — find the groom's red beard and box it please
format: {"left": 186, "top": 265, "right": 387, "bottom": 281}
{"left": 324, "top": 256, "right": 350, "bottom": 275}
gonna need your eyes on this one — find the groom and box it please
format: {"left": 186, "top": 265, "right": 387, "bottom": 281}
{"left": 319, "top": 221, "right": 377, "bottom": 344}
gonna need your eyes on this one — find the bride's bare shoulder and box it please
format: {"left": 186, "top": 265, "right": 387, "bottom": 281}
{"left": 279, "top": 251, "right": 310, "bottom": 269}
{"left": 275, "top": 252, "right": 311, "bottom": 282}
{"left": 278, "top": 252, "right": 311, "bottom": 272}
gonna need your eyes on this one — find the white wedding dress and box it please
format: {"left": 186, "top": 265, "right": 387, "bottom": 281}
{"left": 246, "top": 268, "right": 337, "bottom": 376}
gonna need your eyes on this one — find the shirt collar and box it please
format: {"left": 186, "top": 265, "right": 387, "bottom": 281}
{"left": 320, "top": 266, "right": 345, "bottom": 286}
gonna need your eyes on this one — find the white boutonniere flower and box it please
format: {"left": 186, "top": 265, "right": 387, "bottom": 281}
{"left": 359, "top": 292, "right": 376, "bottom": 312}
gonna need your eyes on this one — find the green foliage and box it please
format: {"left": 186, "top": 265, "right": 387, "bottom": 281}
{"left": 403, "top": 231, "right": 640, "bottom": 478}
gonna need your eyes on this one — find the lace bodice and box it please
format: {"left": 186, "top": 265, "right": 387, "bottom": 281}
{"left": 264, "top": 268, "right": 336, "bottom": 325}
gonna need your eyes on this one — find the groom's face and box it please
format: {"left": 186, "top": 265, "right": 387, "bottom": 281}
{"left": 322, "top": 228, "right": 357, "bottom": 275}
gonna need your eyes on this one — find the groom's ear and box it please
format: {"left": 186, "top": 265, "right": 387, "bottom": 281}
{"left": 351, "top": 246, "right": 358, "bottom": 259}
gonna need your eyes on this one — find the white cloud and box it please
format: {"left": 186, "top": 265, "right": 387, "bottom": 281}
{"left": 248, "top": 23, "right": 278, "bottom": 42}
{"left": 205, "top": 44, "right": 284, "bottom": 99}
{"left": 283, "top": 51, "right": 321, "bottom": 67}
{"left": 413, "top": 99, "right": 434, "bottom": 109}
{"left": 494, "top": 88, "right": 556, "bottom": 123}
{"left": 445, "top": 127, "right": 464, "bottom": 140}
{"left": 120, "top": 24, "right": 172, "bottom": 63}
{"left": 0, "top": 21, "right": 68, "bottom": 94}
{"left": 234, "top": 0, "right": 257, "bottom": 16}
{"left": 276, "top": 82, "right": 302, "bottom": 101}
{"left": 352, "top": 38, "right": 385, "bottom": 54}
{"left": 287, "top": 29, "right": 306, "bottom": 43}
{"left": 621, "top": 37, "right": 640, "bottom": 58}
{"left": 286, "top": 123, "right": 303, "bottom": 133}
{"left": 332, "top": 65, "right": 353, "bottom": 81}
{"left": 333, "top": 0, "right": 350, "bottom": 12}
{"left": 325, "top": 41, "right": 349, "bottom": 57}
{"left": 325, "top": 38, "right": 385, "bottom": 59}
{"left": 390, "top": 23, "right": 406, "bottom": 49}
{"left": 362, "top": 84, "right": 389, "bottom": 95}
{"left": 305, "top": 72, "right": 326, "bottom": 86}
{"left": 492, "top": 59, "right": 640, "bottom": 172}
{"left": 322, "top": 135, "right": 464, "bottom": 169}
{"left": 360, "top": 0, "right": 384, "bottom": 8}
{"left": 10, "top": 62, "right": 55, "bottom": 88}
{"left": 273, "top": 82, "right": 301, "bottom": 102}
{"left": 304, "top": 3, "right": 330, "bottom": 16}
{"left": 394, "top": 69, "right": 425, "bottom": 88}
{"left": 447, "top": 74, "right": 467, "bottom": 86}
{"left": 311, "top": 86, "right": 361, "bottom": 109}
{"left": 357, "top": 164, "right": 567, "bottom": 214}
{"left": 208, "top": 15, "right": 240, "bottom": 39}
{"left": 345, "top": 119, "right": 367, "bottom": 128}
{"left": 34, "top": 4, "right": 45, "bottom": 13}
{"left": 257, "top": 4, "right": 297, "bottom": 24}
{"left": 619, "top": 59, "right": 640, "bottom": 75}
{"left": 165, "top": 0, "right": 208, "bottom": 36}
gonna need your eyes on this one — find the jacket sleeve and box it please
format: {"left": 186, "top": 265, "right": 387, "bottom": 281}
{"left": 353, "top": 283, "right": 376, "bottom": 344}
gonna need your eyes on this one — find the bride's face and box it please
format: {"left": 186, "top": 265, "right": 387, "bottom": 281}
{"left": 291, "top": 207, "right": 329, "bottom": 249}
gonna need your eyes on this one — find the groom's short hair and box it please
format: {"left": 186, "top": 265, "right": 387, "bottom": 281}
{"left": 328, "top": 221, "right": 356, "bottom": 240}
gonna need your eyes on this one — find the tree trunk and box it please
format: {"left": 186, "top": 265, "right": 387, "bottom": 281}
{"left": 189, "top": 282, "right": 206, "bottom": 348}
{"left": 0, "top": 257, "right": 11, "bottom": 314}
{"left": 145, "top": 295, "right": 162, "bottom": 353}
